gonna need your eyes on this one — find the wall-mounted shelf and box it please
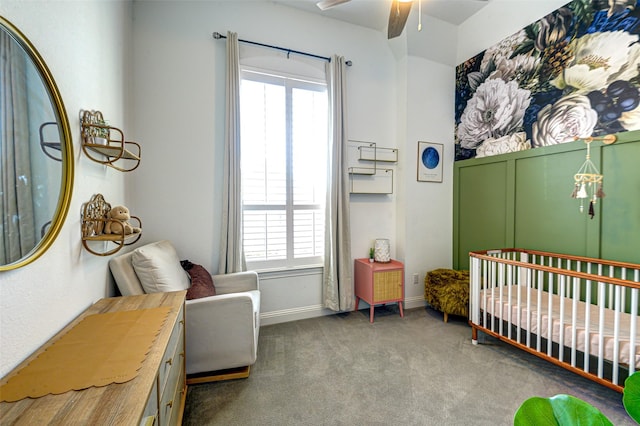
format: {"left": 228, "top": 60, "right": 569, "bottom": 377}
{"left": 349, "top": 168, "right": 394, "bottom": 194}
{"left": 347, "top": 141, "right": 398, "bottom": 194}
{"left": 80, "top": 110, "right": 141, "bottom": 172}
{"left": 348, "top": 167, "right": 376, "bottom": 176}
{"left": 81, "top": 193, "right": 142, "bottom": 256}
{"left": 357, "top": 144, "right": 398, "bottom": 163}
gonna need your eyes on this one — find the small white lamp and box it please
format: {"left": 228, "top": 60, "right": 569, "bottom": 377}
{"left": 374, "top": 238, "right": 391, "bottom": 263}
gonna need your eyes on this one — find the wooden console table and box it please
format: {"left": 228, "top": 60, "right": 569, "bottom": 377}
{"left": 354, "top": 258, "right": 404, "bottom": 322}
{"left": 0, "top": 291, "right": 186, "bottom": 425}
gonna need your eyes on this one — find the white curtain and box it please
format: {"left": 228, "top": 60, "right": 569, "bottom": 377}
{"left": 323, "top": 55, "right": 353, "bottom": 312}
{"left": 0, "top": 30, "right": 36, "bottom": 265}
{"left": 218, "top": 31, "right": 246, "bottom": 274}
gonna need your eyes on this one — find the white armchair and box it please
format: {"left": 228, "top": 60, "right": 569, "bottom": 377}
{"left": 108, "top": 240, "right": 260, "bottom": 383}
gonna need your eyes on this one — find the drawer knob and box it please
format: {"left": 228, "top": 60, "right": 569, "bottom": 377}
{"left": 166, "top": 400, "right": 173, "bottom": 409}
{"left": 165, "top": 357, "right": 173, "bottom": 366}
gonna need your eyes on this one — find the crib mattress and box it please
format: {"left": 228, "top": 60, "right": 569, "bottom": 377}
{"left": 479, "top": 286, "right": 640, "bottom": 369}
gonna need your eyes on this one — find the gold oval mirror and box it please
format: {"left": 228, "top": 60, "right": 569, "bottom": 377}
{"left": 0, "top": 17, "right": 73, "bottom": 271}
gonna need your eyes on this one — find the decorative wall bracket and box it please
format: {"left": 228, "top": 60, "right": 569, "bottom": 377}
{"left": 80, "top": 110, "right": 141, "bottom": 172}
{"left": 81, "top": 193, "right": 142, "bottom": 256}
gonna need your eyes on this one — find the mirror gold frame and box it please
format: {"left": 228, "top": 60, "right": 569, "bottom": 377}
{"left": 0, "top": 17, "right": 74, "bottom": 271}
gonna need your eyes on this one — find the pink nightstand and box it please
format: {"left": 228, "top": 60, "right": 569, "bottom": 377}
{"left": 354, "top": 258, "right": 404, "bottom": 323}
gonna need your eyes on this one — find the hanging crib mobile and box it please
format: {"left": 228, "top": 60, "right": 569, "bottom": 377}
{"left": 570, "top": 134, "right": 616, "bottom": 219}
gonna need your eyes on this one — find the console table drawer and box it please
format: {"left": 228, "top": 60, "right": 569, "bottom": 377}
{"left": 159, "top": 303, "right": 185, "bottom": 393}
{"left": 160, "top": 361, "right": 186, "bottom": 426}
{"left": 141, "top": 377, "right": 159, "bottom": 424}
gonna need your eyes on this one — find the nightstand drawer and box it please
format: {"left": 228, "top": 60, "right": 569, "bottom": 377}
{"left": 373, "top": 270, "right": 402, "bottom": 302}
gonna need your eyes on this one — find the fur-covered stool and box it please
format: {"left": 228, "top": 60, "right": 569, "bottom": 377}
{"left": 424, "top": 268, "right": 470, "bottom": 323}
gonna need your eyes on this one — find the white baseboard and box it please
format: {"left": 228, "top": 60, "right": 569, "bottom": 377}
{"left": 260, "top": 304, "right": 330, "bottom": 326}
{"left": 404, "top": 295, "right": 427, "bottom": 310}
{"left": 260, "top": 297, "right": 427, "bottom": 326}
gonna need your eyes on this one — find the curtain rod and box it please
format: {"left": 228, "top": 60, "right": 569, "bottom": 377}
{"left": 212, "top": 32, "right": 352, "bottom": 66}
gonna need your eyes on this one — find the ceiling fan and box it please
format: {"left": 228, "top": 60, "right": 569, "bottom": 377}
{"left": 317, "top": 0, "right": 488, "bottom": 40}
{"left": 317, "top": 0, "right": 413, "bottom": 39}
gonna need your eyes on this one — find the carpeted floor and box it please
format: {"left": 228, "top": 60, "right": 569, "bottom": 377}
{"left": 183, "top": 306, "right": 634, "bottom": 425}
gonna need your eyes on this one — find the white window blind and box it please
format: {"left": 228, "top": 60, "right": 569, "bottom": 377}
{"left": 240, "top": 69, "right": 328, "bottom": 270}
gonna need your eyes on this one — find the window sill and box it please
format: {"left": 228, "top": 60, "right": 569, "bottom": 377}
{"left": 251, "top": 264, "right": 324, "bottom": 279}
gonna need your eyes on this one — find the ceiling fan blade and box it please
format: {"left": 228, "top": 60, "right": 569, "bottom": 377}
{"left": 387, "top": 0, "right": 413, "bottom": 39}
{"left": 316, "top": 0, "right": 351, "bottom": 11}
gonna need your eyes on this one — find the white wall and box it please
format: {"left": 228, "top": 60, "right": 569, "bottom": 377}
{"left": 0, "top": 1, "right": 132, "bottom": 377}
{"left": 130, "top": 1, "right": 407, "bottom": 323}
{"left": 399, "top": 55, "right": 456, "bottom": 306}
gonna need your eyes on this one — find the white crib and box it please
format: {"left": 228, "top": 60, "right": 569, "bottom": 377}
{"left": 469, "top": 249, "right": 640, "bottom": 392}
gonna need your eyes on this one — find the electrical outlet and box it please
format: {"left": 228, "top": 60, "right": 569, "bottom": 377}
{"left": 413, "top": 273, "right": 419, "bottom": 285}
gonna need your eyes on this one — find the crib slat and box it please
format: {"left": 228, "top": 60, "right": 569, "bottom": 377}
{"left": 583, "top": 262, "right": 592, "bottom": 375}
{"left": 558, "top": 273, "right": 566, "bottom": 363}
{"left": 597, "top": 279, "right": 606, "bottom": 378}
{"left": 608, "top": 267, "right": 615, "bottom": 310}
{"left": 507, "top": 264, "right": 513, "bottom": 340}
{"left": 503, "top": 251, "right": 512, "bottom": 335}
{"left": 621, "top": 268, "right": 627, "bottom": 317}
{"left": 613, "top": 285, "right": 621, "bottom": 385}
{"left": 490, "top": 259, "right": 496, "bottom": 332}
{"left": 482, "top": 259, "right": 488, "bottom": 332}
{"left": 536, "top": 268, "right": 543, "bottom": 352}
{"left": 526, "top": 266, "right": 532, "bottom": 348}
{"left": 632, "top": 269, "right": 639, "bottom": 373}
{"left": 547, "top": 259, "right": 554, "bottom": 359}
{"left": 497, "top": 261, "right": 506, "bottom": 336}
{"left": 630, "top": 286, "right": 638, "bottom": 375}
{"left": 516, "top": 264, "right": 522, "bottom": 344}
{"left": 571, "top": 273, "right": 579, "bottom": 367}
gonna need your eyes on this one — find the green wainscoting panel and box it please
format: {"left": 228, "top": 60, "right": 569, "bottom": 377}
{"left": 455, "top": 161, "right": 508, "bottom": 270}
{"left": 453, "top": 135, "right": 640, "bottom": 269}
{"left": 601, "top": 141, "right": 640, "bottom": 263}
{"left": 514, "top": 150, "right": 589, "bottom": 256}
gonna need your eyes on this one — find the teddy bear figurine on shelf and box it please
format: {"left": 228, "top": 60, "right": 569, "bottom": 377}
{"left": 104, "top": 205, "right": 141, "bottom": 235}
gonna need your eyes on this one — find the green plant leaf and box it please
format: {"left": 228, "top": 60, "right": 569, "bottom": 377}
{"left": 514, "top": 396, "right": 559, "bottom": 426}
{"left": 548, "top": 395, "right": 613, "bottom": 426}
{"left": 514, "top": 395, "right": 613, "bottom": 426}
{"left": 623, "top": 371, "right": 640, "bottom": 422}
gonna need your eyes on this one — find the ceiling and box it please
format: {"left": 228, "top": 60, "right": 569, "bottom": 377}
{"left": 271, "top": 0, "right": 490, "bottom": 33}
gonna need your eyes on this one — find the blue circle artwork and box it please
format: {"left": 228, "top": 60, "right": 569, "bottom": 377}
{"left": 422, "top": 147, "right": 440, "bottom": 169}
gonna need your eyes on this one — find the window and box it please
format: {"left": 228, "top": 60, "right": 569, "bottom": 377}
{"left": 240, "top": 68, "right": 328, "bottom": 270}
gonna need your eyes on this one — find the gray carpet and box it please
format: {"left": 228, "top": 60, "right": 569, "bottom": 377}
{"left": 183, "top": 306, "right": 634, "bottom": 425}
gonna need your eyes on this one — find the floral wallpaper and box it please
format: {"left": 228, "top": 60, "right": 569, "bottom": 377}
{"left": 455, "top": 0, "right": 640, "bottom": 160}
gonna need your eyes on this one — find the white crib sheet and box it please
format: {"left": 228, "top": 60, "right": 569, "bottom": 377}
{"left": 479, "top": 285, "right": 640, "bottom": 369}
